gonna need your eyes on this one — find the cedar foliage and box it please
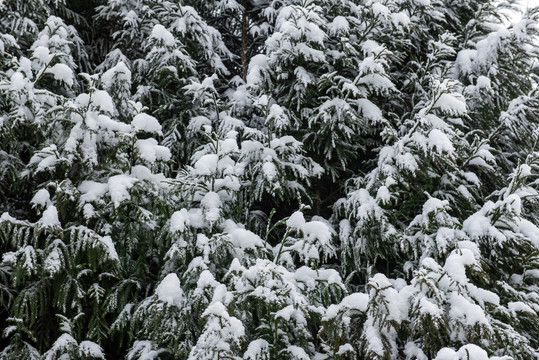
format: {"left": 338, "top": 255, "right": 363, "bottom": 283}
{"left": 0, "top": 0, "right": 538, "bottom": 359}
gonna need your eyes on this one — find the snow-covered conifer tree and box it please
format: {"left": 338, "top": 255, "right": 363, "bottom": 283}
{"left": 0, "top": 0, "right": 537, "bottom": 359}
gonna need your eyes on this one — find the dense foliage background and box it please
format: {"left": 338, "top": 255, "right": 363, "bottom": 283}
{"left": 0, "top": 0, "right": 538, "bottom": 359}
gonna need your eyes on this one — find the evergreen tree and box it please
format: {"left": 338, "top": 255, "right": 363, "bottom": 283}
{"left": 0, "top": 0, "right": 537, "bottom": 359}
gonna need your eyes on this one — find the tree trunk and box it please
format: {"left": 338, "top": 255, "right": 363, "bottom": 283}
{"left": 241, "top": 0, "right": 248, "bottom": 81}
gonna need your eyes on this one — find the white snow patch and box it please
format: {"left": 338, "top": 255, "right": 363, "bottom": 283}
{"left": 462, "top": 202, "right": 506, "bottom": 242}
{"left": 79, "top": 341, "right": 105, "bottom": 358}
{"left": 100, "top": 235, "right": 119, "bottom": 261}
{"left": 434, "top": 348, "right": 458, "bottom": 360}
{"left": 508, "top": 301, "right": 535, "bottom": 314}
{"left": 247, "top": 54, "right": 269, "bottom": 85}
{"left": 155, "top": 273, "right": 183, "bottom": 307}
{"left": 358, "top": 98, "right": 383, "bottom": 121}
{"left": 328, "top": 16, "right": 349, "bottom": 35}
{"left": 340, "top": 292, "right": 369, "bottom": 312}
{"left": 92, "top": 90, "right": 115, "bottom": 114}
{"left": 101, "top": 61, "right": 131, "bottom": 89}
{"left": 433, "top": 93, "right": 467, "bottom": 115}
{"left": 262, "top": 161, "right": 277, "bottom": 181}
{"left": 10, "top": 72, "right": 26, "bottom": 90}
{"left": 286, "top": 211, "right": 305, "bottom": 230}
{"left": 150, "top": 24, "right": 175, "bottom": 46}
{"left": 45, "top": 63, "right": 73, "bottom": 86}
{"left": 78, "top": 181, "right": 108, "bottom": 203}
{"left": 456, "top": 344, "right": 489, "bottom": 360}
{"left": 194, "top": 154, "right": 218, "bottom": 176}
{"left": 108, "top": 175, "right": 137, "bottom": 208}
{"left": 132, "top": 113, "right": 162, "bottom": 134}
{"left": 419, "top": 297, "right": 442, "bottom": 316}
{"left": 38, "top": 205, "right": 60, "bottom": 228}
{"left": 376, "top": 186, "right": 390, "bottom": 204}
{"left": 449, "top": 293, "right": 488, "bottom": 326}
{"left": 229, "top": 228, "right": 264, "bottom": 251}
{"left": 444, "top": 248, "right": 477, "bottom": 284}
{"left": 98, "top": 115, "right": 131, "bottom": 132}
{"left": 201, "top": 191, "right": 221, "bottom": 223}
{"left": 135, "top": 138, "right": 171, "bottom": 163}
{"left": 44, "top": 248, "right": 61, "bottom": 275}
{"left": 170, "top": 209, "right": 190, "bottom": 233}
{"left": 428, "top": 129, "right": 454, "bottom": 154}
{"left": 32, "top": 46, "right": 52, "bottom": 64}
{"left": 476, "top": 76, "right": 491, "bottom": 90}
{"left": 244, "top": 339, "right": 270, "bottom": 360}
{"left": 31, "top": 189, "right": 51, "bottom": 207}
{"left": 286, "top": 345, "right": 309, "bottom": 360}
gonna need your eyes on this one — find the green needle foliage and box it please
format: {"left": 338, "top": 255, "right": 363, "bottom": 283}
{"left": 0, "top": 0, "right": 538, "bottom": 359}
